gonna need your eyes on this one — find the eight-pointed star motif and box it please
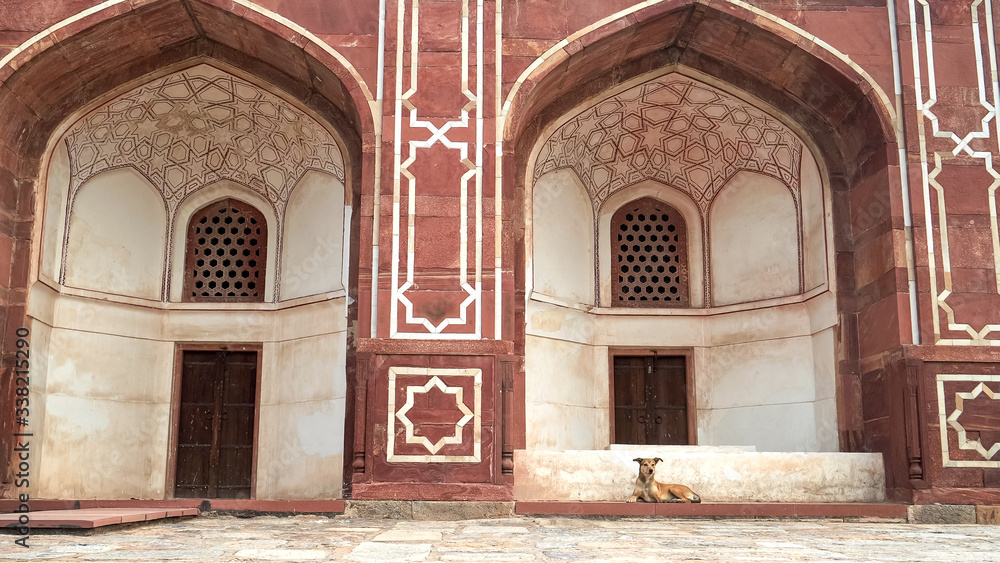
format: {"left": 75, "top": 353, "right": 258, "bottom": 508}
{"left": 396, "top": 376, "right": 474, "bottom": 455}
{"left": 948, "top": 382, "right": 1000, "bottom": 460}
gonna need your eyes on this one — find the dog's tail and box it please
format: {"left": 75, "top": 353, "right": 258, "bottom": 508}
{"left": 690, "top": 493, "right": 701, "bottom": 503}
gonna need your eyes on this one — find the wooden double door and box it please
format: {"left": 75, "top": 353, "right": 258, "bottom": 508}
{"left": 174, "top": 350, "right": 257, "bottom": 499}
{"left": 613, "top": 355, "right": 690, "bottom": 445}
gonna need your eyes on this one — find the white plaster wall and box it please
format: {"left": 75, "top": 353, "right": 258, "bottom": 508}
{"left": 801, "top": 150, "right": 828, "bottom": 291}
{"left": 256, "top": 397, "right": 346, "bottom": 499}
{"left": 695, "top": 334, "right": 836, "bottom": 452}
{"left": 36, "top": 325, "right": 175, "bottom": 499}
{"left": 525, "top": 298, "right": 608, "bottom": 449}
{"left": 811, "top": 327, "right": 839, "bottom": 450}
{"left": 531, "top": 169, "right": 594, "bottom": 305}
{"left": 710, "top": 172, "right": 799, "bottom": 306}
{"left": 256, "top": 328, "right": 347, "bottom": 499}
{"left": 27, "top": 287, "right": 349, "bottom": 500}
{"left": 64, "top": 169, "right": 166, "bottom": 300}
{"left": 41, "top": 142, "right": 70, "bottom": 281}
{"left": 523, "top": 291, "right": 839, "bottom": 453}
{"left": 280, "top": 171, "right": 346, "bottom": 300}
{"left": 24, "top": 316, "right": 52, "bottom": 498}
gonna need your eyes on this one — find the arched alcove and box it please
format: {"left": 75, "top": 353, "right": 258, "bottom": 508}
{"left": 509, "top": 1, "right": 896, "bottom": 460}
{"left": 5, "top": 1, "right": 370, "bottom": 499}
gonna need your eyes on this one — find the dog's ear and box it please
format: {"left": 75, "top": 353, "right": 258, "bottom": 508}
{"left": 633, "top": 458, "right": 643, "bottom": 463}
{"left": 653, "top": 457, "right": 663, "bottom": 464}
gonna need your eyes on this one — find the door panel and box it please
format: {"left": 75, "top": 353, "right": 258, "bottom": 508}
{"left": 613, "top": 355, "right": 688, "bottom": 445}
{"left": 175, "top": 350, "right": 257, "bottom": 499}
{"left": 217, "top": 351, "right": 256, "bottom": 499}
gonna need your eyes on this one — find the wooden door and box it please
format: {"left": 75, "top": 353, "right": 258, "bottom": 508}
{"left": 613, "top": 355, "right": 688, "bottom": 445}
{"left": 175, "top": 350, "right": 257, "bottom": 499}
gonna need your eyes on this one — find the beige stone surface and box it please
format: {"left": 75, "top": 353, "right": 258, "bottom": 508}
{"left": 978, "top": 505, "right": 1000, "bottom": 525}
{"left": 531, "top": 169, "right": 594, "bottom": 306}
{"left": 36, "top": 395, "right": 171, "bottom": 499}
{"left": 513, "top": 449, "right": 886, "bottom": 503}
{"left": 27, "top": 283, "right": 348, "bottom": 499}
{"left": 8, "top": 515, "right": 1000, "bottom": 562}
{"left": 281, "top": 171, "right": 346, "bottom": 300}
{"left": 64, "top": 169, "right": 166, "bottom": 300}
{"left": 710, "top": 172, "right": 799, "bottom": 306}
{"left": 524, "top": 330, "right": 609, "bottom": 450}
{"left": 255, "top": 399, "right": 346, "bottom": 500}
{"left": 40, "top": 141, "right": 70, "bottom": 282}
{"left": 697, "top": 401, "right": 827, "bottom": 452}
{"left": 43, "top": 327, "right": 174, "bottom": 403}
{"left": 800, "top": 150, "right": 829, "bottom": 292}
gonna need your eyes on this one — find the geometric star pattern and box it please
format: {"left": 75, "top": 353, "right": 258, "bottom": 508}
{"left": 395, "top": 376, "right": 475, "bottom": 455}
{"left": 386, "top": 366, "right": 482, "bottom": 463}
{"left": 534, "top": 73, "right": 803, "bottom": 214}
{"left": 937, "top": 374, "right": 1000, "bottom": 468}
{"left": 64, "top": 64, "right": 345, "bottom": 210}
{"left": 59, "top": 64, "right": 347, "bottom": 297}
{"left": 948, "top": 382, "right": 1000, "bottom": 461}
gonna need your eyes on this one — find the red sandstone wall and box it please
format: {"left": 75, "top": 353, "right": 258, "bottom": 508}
{"left": 1, "top": 0, "right": 998, "bottom": 502}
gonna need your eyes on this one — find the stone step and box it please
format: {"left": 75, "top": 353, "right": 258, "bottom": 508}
{"left": 514, "top": 449, "right": 886, "bottom": 503}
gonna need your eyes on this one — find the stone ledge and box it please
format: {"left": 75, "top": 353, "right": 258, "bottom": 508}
{"left": 515, "top": 449, "right": 887, "bottom": 503}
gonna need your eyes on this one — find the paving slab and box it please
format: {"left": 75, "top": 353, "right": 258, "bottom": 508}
{"left": 0, "top": 514, "right": 998, "bottom": 561}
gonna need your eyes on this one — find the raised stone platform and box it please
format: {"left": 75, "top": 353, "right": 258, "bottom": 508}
{"left": 515, "top": 501, "right": 907, "bottom": 519}
{"left": 514, "top": 447, "right": 886, "bottom": 503}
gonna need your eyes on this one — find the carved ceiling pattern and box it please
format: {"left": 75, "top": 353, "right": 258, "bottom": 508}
{"left": 534, "top": 73, "right": 803, "bottom": 213}
{"left": 64, "top": 64, "right": 345, "bottom": 209}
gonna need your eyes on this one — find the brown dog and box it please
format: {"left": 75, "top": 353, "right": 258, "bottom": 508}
{"left": 626, "top": 457, "right": 701, "bottom": 503}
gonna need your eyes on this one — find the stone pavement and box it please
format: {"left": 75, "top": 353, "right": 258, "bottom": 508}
{"left": 2, "top": 514, "right": 999, "bottom": 562}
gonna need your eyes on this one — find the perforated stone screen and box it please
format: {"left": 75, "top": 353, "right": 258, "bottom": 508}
{"left": 184, "top": 199, "right": 267, "bottom": 302}
{"left": 611, "top": 198, "right": 689, "bottom": 307}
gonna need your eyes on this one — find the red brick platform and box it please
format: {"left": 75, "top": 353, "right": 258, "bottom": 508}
{"left": 0, "top": 499, "right": 347, "bottom": 529}
{"left": 0, "top": 507, "right": 199, "bottom": 529}
{"left": 0, "top": 499, "right": 346, "bottom": 513}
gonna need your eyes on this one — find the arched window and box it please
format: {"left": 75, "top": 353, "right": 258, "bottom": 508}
{"left": 611, "top": 197, "right": 688, "bottom": 307}
{"left": 183, "top": 198, "right": 267, "bottom": 302}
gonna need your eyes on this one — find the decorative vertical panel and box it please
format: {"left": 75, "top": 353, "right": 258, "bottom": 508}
{"left": 909, "top": 0, "right": 1000, "bottom": 345}
{"left": 353, "top": 352, "right": 374, "bottom": 474}
{"left": 499, "top": 357, "right": 514, "bottom": 475}
{"left": 387, "top": 0, "right": 500, "bottom": 339}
